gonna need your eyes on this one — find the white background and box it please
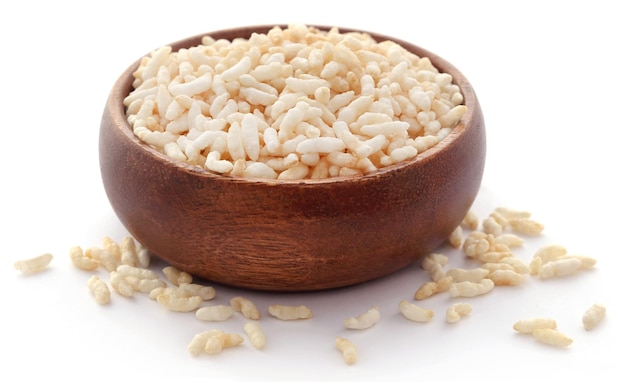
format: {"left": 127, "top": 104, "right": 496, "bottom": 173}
{"left": 1, "top": 1, "right": 624, "bottom": 380}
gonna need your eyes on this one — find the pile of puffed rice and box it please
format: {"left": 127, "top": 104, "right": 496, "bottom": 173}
{"left": 123, "top": 24, "right": 467, "bottom": 179}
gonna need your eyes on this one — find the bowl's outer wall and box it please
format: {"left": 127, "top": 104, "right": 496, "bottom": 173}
{"left": 99, "top": 25, "right": 486, "bottom": 291}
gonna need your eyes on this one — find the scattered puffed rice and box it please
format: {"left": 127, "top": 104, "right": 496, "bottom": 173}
{"left": 582, "top": 303, "right": 606, "bottom": 331}
{"left": 269, "top": 304, "right": 313, "bottom": 320}
{"left": 87, "top": 275, "right": 111, "bottom": 305}
{"left": 344, "top": 306, "right": 380, "bottom": 329}
{"left": 513, "top": 318, "right": 557, "bottom": 334}
{"left": 230, "top": 296, "right": 260, "bottom": 320}
{"left": 446, "top": 303, "right": 472, "bottom": 323}
{"left": 195, "top": 305, "right": 233, "bottom": 322}
{"left": 399, "top": 300, "right": 434, "bottom": 322}
{"left": 14, "top": 253, "right": 53, "bottom": 274}
{"left": 244, "top": 322, "right": 267, "bottom": 350}
{"left": 335, "top": 337, "right": 358, "bottom": 365}
{"left": 532, "top": 328, "right": 573, "bottom": 347}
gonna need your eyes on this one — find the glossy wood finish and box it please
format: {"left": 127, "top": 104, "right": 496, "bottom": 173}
{"left": 99, "top": 25, "right": 486, "bottom": 291}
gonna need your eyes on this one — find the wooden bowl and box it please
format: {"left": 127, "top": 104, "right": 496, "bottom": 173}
{"left": 99, "top": 25, "right": 486, "bottom": 291}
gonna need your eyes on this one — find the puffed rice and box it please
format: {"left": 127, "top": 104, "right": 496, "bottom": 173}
{"left": 124, "top": 24, "right": 467, "bottom": 179}
{"left": 582, "top": 303, "right": 606, "bottom": 331}
{"left": 446, "top": 303, "right": 472, "bottom": 323}
{"left": 195, "top": 305, "right": 233, "bottom": 322}
{"left": 69, "top": 246, "right": 99, "bottom": 271}
{"left": 513, "top": 318, "right": 557, "bottom": 334}
{"left": 244, "top": 322, "right": 267, "bottom": 350}
{"left": 269, "top": 304, "right": 313, "bottom": 320}
{"left": 344, "top": 306, "right": 381, "bottom": 329}
{"left": 87, "top": 275, "right": 111, "bottom": 305}
{"left": 532, "top": 328, "right": 573, "bottom": 347}
{"left": 399, "top": 300, "right": 434, "bottom": 322}
{"left": 448, "top": 279, "right": 495, "bottom": 298}
{"left": 335, "top": 337, "right": 358, "bottom": 365}
{"left": 230, "top": 296, "right": 260, "bottom": 320}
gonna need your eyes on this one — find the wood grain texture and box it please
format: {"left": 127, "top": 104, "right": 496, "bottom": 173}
{"left": 99, "top": 25, "right": 486, "bottom": 291}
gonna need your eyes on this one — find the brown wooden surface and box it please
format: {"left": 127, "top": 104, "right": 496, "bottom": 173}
{"left": 99, "top": 25, "right": 486, "bottom": 291}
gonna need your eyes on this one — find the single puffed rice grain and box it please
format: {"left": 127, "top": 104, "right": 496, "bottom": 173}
{"left": 116, "top": 264, "right": 160, "bottom": 280}
{"left": 162, "top": 265, "right": 193, "bottom": 286}
{"left": 482, "top": 217, "right": 503, "bottom": 236}
{"left": 493, "top": 207, "right": 532, "bottom": 221}
{"left": 188, "top": 330, "right": 223, "bottom": 356}
{"left": 414, "top": 276, "right": 453, "bottom": 300}
{"left": 448, "top": 226, "right": 463, "bottom": 248}
{"left": 244, "top": 322, "right": 267, "bottom": 350}
{"left": 538, "top": 257, "right": 582, "bottom": 279}
{"left": 120, "top": 236, "right": 139, "bottom": 266}
{"left": 156, "top": 293, "right": 203, "bottom": 312}
{"left": 446, "top": 303, "right": 473, "bottom": 323}
{"left": 513, "top": 318, "right": 557, "bottom": 334}
{"left": 498, "top": 257, "right": 531, "bottom": 274}
{"left": 344, "top": 306, "right": 381, "bottom": 329}
{"left": 582, "top": 303, "right": 606, "bottom": 331}
{"left": 230, "top": 296, "right": 260, "bottom": 320}
{"left": 508, "top": 218, "right": 544, "bottom": 236}
{"left": 69, "top": 246, "right": 99, "bottom": 271}
{"left": 532, "top": 328, "right": 573, "bottom": 347}
{"left": 87, "top": 275, "right": 111, "bottom": 305}
{"left": 86, "top": 247, "right": 118, "bottom": 272}
{"left": 203, "top": 331, "right": 244, "bottom": 354}
{"left": 488, "top": 269, "right": 525, "bottom": 286}
{"left": 109, "top": 271, "right": 134, "bottom": 298}
{"left": 399, "top": 300, "right": 434, "bottom": 322}
{"left": 462, "top": 210, "right": 479, "bottom": 230}
{"left": 534, "top": 244, "right": 567, "bottom": 263}
{"left": 493, "top": 233, "right": 524, "bottom": 248}
{"left": 195, "top": 305, "right": 233, "bottom": 322}
{"left": 269, "top": 304, "right": 313, "bottom": 320}
{"left": 336, "top": 337, "right": 358, "bottom": 365}
{"left": 102, "top": 236, "right": 122, "bottom": 262}
{"left": 448, "top": 279, "right": 495, "bottom": 298}
{"left": 135, "top": 241, "right": 151, "bottom": 268}
{"left": 446, "top": 267, "right": 490, "bottom": 283}
{"left": 177, "top": 283, "right": 216, "bottom": 300}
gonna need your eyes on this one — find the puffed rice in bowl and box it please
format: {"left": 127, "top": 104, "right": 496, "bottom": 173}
{"left": 99, "top": 24, "right": 486, "bottom": 291}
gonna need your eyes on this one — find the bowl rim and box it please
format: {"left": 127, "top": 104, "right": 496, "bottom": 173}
{"left": 106, "top": 24, "right": 479, "bottom": 186}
